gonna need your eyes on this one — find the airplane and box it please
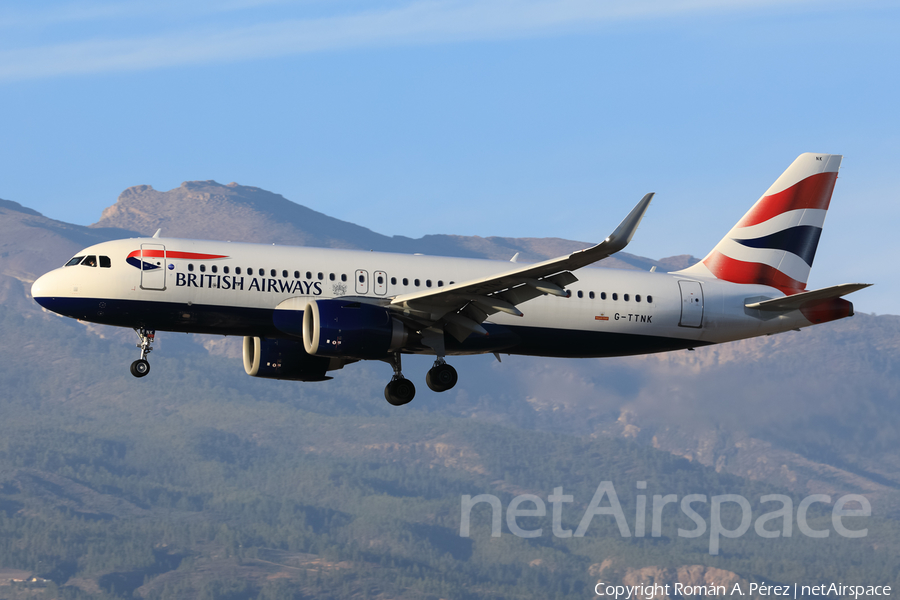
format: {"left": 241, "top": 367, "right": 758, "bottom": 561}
{"left": 31, "top": 153, "right": 870, "bottom": 406}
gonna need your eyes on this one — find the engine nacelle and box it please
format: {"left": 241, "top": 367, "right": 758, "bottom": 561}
{"left": 242, "top": 336, "right": 347, "bottom": 381}
{"left": 302, "top": 299, "right": 408, "bottom": 359}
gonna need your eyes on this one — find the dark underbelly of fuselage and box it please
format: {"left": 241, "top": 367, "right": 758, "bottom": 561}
{"left": 34, "top": 296, "right": 706, "bottom": 358}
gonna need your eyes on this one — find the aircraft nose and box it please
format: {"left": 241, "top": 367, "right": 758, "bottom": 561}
{"left": 31, "top": 270, "right": 62, "bottom": 310}
{"left": 31, "top": 269, "right": 91, "bottom": 320}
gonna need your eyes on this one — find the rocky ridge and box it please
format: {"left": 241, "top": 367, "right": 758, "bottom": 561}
{"left": 90, "top": 180, "right": 696, "bottom": 269}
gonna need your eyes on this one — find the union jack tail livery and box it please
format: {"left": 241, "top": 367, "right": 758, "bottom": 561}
{"left": 679, "top": 153, "right": 841, "bottom": 294}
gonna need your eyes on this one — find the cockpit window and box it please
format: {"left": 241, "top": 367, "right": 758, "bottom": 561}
{"left": 99, "top": 256, "right": 111, "bottom": 268}
{"left": 65, "top": 256, "right": 85, "bottom": 267}
{"left": 81, "top": 255, "right": 98, "bottom": 267}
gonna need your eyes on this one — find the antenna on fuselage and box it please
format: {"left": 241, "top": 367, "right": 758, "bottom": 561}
{"left": 152, "top": 229, "right": 162, "bottom": 238}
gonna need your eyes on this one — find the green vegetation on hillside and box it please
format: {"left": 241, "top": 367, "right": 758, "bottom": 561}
{"left": 1, "top": 303, "right": 898, "bottom": 599}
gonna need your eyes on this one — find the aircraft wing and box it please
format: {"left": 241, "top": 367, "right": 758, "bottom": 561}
{"left": 389, "top": 193, "right": 654, "bottom": 341}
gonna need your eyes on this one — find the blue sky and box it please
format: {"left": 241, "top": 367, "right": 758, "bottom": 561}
{"left": 1, "top": 0, "right": 897, "bottom": 314}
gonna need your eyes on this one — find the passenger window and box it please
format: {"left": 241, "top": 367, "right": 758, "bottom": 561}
{"left": 200, "top": 264, "right": 206, "bottom": 273}
{"left": 358, "top": 274, "right": 365, "bottom": 283}
{"left": 212, "top": 265, "right": 218, "bottom": 273}
{"left": 647, "top": 295, "right": 653, "bottom": 303}
{"left": 82, "top": 255, "right": 98, "bottom": 267}
{"left": 391, "top": 277, "right": 397, "bottom": 285}
{"left": 612, "top": 293, "right": 618, "bottom": 301}
{"left": 636, "top": 295, "right": 641, "bottom": 302}
{"left": 318, "top": 272, "right": 324, "bottom": 280}
{"left": 294, "top": 271, "right": 300, "bottom": 279}
{"left": 438, "top": 281, "right": 443, "bottom": 287}
{"left": 65, "top": 256, "right": 85, "bottom": 267}
{"left": 341, "top": 274, "right": 347, "bottom": 282}
{"left": 403, "top": 278, "right": 409, "bottom": 286}
{"left": 224, "top": 266, "right": 230, "bottom": 274}
{"left": 377, "top": 275, "right": 384, "bottom": 284}
{"left": 188, "top": 264, "right": 194, "bottom": 272}
{"left": 601, "top": 292, "right": 606, "bottom": 300}
{"left": 99, "top": 256, "right": 111, "bottom": 268}
{"left": 282, "top": 270, "right": 288, "bottom": 278}
{"left": 624, "top": 294, "right": 630, "bottom": 301}
{"left": 270, "top": 269, "right": 276, "bottom": 277}
{"left": 426, "top": 280, "right": 432, "bottom": 288}
{"left": 330, "top": 273, "right": 335, "bottom": 281}
{"left": 306, "top": 271, "right": 312, "bottom": 279}
{"left": 236, "top": 267, "right": 241, "bottom": 275}
{"left": 414, "top": 279, "right": 420, "bottom": 287}
{"left": 589, "top": 291, "right": 595, "bottom": 299}
{"left": 577, "top": 291, "right": 583, "bottom": 298}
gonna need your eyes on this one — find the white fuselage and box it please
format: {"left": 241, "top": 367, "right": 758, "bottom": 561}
{"left": 31, "top": 236, "right": 823, "bottom": 359}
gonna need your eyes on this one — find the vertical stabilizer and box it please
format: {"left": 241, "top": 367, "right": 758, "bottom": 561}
{"left": 677, "top": 153, "right": 842, "bottom": 294}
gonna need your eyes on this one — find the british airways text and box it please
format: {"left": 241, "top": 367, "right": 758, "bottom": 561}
{"left": 176, "top": 273, "right": 323, "bottom": 295}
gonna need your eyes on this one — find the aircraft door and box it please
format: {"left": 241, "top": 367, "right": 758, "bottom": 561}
{"left": 374, "top": 270, "right": 387, "bottom": 295}
{"left": 140, "top": 244, "right": 167, "bottom": 291}
{"left": 355, "top": 269, "right": 369, "bottom": 295}
{"left": 678, "top": 280, "right": 703, "bottom": 327}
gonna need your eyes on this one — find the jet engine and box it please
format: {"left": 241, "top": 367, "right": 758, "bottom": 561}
{"left": 301, "top": 299, "right": 408, "bottom": 359}
{"left": 242, "top": 336, "right": 347, "bottom": 381}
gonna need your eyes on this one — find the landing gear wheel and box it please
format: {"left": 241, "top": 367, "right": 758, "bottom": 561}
{"left": 130, "top": 359, "right": 150, "bottom": 378}
{"left": 384, "top": 378, "right": 416, "bottom": 406}
{"left": 383, "top": 352, "right": 415, "bottom": 406}
{"left": 131, "top": 327, "right": 155, "bottom": 378}
{"left": 426, "top": 363, "right": 458, "bottom": 392}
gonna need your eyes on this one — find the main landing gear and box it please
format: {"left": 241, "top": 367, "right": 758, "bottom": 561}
{"left": 385, "top": 352, "right": 416, "bottom": 406}
{"left": 383, "top": 354, "right": 459, "bottom": 406}
{"left": 426, "top": 358, "right": 458, "bottom": 393}
{"left": 130, "top": 328, "right": 155, "bottom": 378}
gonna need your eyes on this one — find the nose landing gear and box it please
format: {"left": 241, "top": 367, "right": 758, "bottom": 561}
{"left": 131, "top": 328, "right": 155, "bottom": 378}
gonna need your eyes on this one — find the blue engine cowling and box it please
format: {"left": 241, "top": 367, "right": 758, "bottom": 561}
{"left": 242, "top": 336, "right": 347, "bottom": 381}
{"left": 301, "top": 299, "right": 408, "bottom": 359}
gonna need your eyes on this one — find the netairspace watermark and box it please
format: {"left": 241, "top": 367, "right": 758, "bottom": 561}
{"left": 459, "top": 481, "right": 871, "bottom": 555}
{"left": 593, "top": 582, "right": 892, "bottom": 599}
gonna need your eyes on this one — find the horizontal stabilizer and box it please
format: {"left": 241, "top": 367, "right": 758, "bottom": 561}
{"left": 745, "top": 283, "right": 872, "bottom": 311}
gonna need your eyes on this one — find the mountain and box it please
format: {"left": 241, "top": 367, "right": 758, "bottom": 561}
{"left": 92, "top": 182, "right": 392, "bottom": 252}
{"left": 12, "top": 182, "right": 896, "bottom": 508}
{"left": 495, "top": 312, "right": 900, "bottom": 512}
{"left": 90, "top": 180, "right": 896, "bottom": 508}
{"left": 1, "top": 185, "right": 897, "bottom": 598}
{"left": 0, "top": 199, "right": 137, "bottom": 285}
{"left": 90, "top": 180, "right": 692, "bottom": 270}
